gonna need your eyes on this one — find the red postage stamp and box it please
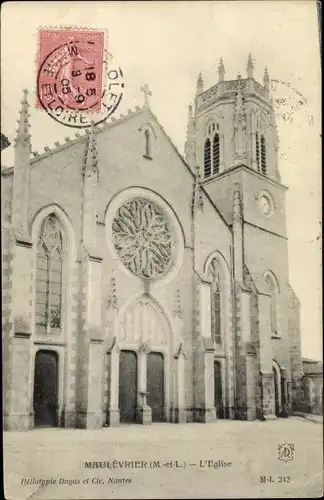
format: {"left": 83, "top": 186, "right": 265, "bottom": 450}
{"left": 37, "top": 28, "right": 105, "bottom": 124}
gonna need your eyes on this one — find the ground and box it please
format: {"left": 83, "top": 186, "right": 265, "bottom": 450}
{"left": 3, "top": 416, "right": 323, "bottom": 500}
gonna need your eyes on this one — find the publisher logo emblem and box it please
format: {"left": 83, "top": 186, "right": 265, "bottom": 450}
{"left": 278, "top": 443, "right": 295, "bottom": 463}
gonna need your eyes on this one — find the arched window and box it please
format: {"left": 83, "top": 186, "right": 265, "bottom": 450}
{"left": 261, "top": 135, "right": 267, "bottom": 174}
{"left": 265, "top": 273, "right": 279, "bottom": 336}
{"left": 256, "top": 132, "right": 261, "bottom": 172}
{"left": 204, "top": 137, "right": 212, "bottom": 178}
{"left": 208, "top": 259, "right": 222, "bottom": 345}
{"left": 144, "top": 129, "right": 151, "bottom": 158}
{"left": 36, "top": 215, "right": 64, "bottom": 332}
{"left": 213, "top": 133, "right": 220, "bottom": 174}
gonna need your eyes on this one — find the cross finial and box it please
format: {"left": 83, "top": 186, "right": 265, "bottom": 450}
{"left": 140, "top": 84, "right": 152, "bottom": 108}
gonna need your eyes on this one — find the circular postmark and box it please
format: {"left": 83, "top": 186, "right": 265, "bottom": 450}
{"left": 37, "top": 39, "right": 124, "bottom": 128}
{"left": 270, "top": 79, "right": 315, "bottom": 127}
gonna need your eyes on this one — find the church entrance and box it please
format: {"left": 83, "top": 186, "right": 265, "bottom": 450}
{"left": 214, "top": 360, "right": 224, "bottom": 419}
{"left": 147, "top": 352, "right": 165, "bottom": 422}
{"left": 33, "top": 350, "right": 59, "bottom": 428}
{"left": 119, "top": 350, "right": 137, "bottom": 423}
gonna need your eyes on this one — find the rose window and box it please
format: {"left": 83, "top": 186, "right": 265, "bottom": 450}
{"left": 112, "top": 198, "right": 174, "bottom": 278}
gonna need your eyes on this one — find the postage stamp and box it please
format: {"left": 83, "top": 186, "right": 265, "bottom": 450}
{"left": 37, "top": 28, "right": 124, "bottom": 128}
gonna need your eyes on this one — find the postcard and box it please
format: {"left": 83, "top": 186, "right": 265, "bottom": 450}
{"left": 1, "top": 1, "right": 322, "bottom": 499}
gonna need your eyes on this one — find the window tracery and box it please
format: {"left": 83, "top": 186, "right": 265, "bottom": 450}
{"left": 112, "top": 198, "right": 174, "bottom": 279}
{"left": 208, "top": 259, "right": 222, "bottom": 346}
{"left": 35, "top": 215, "right": 64, "bottom": 331}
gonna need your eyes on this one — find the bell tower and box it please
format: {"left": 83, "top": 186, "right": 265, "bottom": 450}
{"left": 185, "top": 55, "right": 284, "bottom": 234}
{"left": 185, "top": 55, "right": 280, "bottom": 181}
{"left": 185, "top": 56, "right": 301, "bottom": 420}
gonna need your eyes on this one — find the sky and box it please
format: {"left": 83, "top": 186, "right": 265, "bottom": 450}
{"left": 1, "top": 1, "right": 322, "bottom": 360}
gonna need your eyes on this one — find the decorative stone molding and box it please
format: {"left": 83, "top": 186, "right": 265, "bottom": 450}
{"left": 192, "top": 166, "right": 204, "bottom": 214}
{"left": 173, "top": 289, "right": 183, "bottom": 318}
{"left": 107, "top": 275, "right": 118, "bottom": 311}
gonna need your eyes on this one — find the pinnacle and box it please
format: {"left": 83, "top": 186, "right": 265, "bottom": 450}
{"left": 196, "top": 73, "right": 204, "bottom": 94}
{"left": 14, "top": 89, "right": 32, "bottom": 150}
{"left": 233, "top": 183, "right": 243, "bottom": 221}
{"left": 247, "top": 53, "right": 254, "bottom": 79}
{"left": 84, "top": 120, "right": 98, "bottom": 175}
{"left": 218, "top": 58, "right": 225, "bottom": 81}
{"left": 197, "top": 73, "right": 203, "bottom": 85}
{"left": 188, "top": 102, "right": 193, "bottom": 120}
{"left": 264, "top": 66, "right": 270, "bottom": 80}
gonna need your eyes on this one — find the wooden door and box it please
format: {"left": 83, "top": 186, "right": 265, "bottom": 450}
{"left": 273, "top": 367, "right": 280, "bottom": 416}
{"left": 214, "top": 360, "right": 224, "bottom": 419}
{"left": 147, "top": 352, "right": 164, "bottom": 422}
{"left": 119, "top": 350, "right": 137, "bottom": 423}
{"left": 33, "top": 350, "right": 59, "bottom": 427}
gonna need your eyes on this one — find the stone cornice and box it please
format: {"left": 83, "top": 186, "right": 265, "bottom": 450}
{"left": 202, "top": 164, "right": 287, "bottom": 191}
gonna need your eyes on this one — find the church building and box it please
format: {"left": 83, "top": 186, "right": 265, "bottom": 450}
{"left": 2, "top": 56, "right": 304, "bottom": 430}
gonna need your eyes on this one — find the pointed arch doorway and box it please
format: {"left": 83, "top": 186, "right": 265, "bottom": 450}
{"left": 118, "top": 295, "right": 171, "bottom": 424}
{"left": 33, "top": 350, "right": 59, "bottom": 428}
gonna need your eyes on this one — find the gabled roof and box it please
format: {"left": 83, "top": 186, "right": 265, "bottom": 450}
{"left": 1, "top": 105, "right": 147, "bottom": 175}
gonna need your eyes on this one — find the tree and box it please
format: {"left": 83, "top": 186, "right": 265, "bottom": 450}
{"left": 1, "top": 133, "right": 11, "bottom": 151}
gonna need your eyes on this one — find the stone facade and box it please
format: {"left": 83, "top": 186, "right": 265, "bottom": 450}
{"left": 2, "top": 58, "right": 304, "bottom": 430}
